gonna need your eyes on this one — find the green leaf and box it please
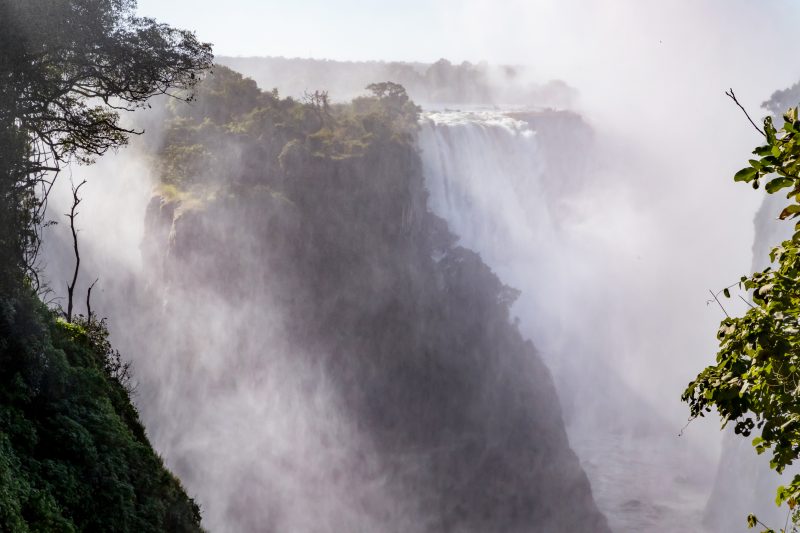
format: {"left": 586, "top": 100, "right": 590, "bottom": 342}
{"left": 754, "top": 145, "right": 772, "bottom": 157}
{"left": 777, "top": 486, "right": 787, "bottom": 506}
{"left": 766, "top": 117, "right": 777, "bottom": 144}
{"left": 723, "top": 288, "right": 731, "bottom": 298}
{"left": 735, "top": 167, "right": 758, "bottom": 182}
{"left": 779, "top": 205, "right": 800, "bottom": 220}
{"left": 765, "top": 177, "right": 794, "bottom": 194}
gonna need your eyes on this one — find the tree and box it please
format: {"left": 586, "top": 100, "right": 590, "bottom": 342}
{"left": 302, "top": 89, "right": 331, "bottom": 129}
{"left": 350, "top": 82, "right": 420, "bottom": 141}
{"left": 684, "top": 105, "right": 800, "bottom": 531}
{"left": 65, "top": 179, "right": 87, "bottom": 322}
{"left": 0, "top": 0, "right": 213, "bottom": 291}
{"left": 366, "top": 81, "right": 418, "bottom": 120}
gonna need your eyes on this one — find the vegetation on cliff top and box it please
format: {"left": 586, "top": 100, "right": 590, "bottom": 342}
{"left": 156, "top": 65, "right": 420, "bottom": 193}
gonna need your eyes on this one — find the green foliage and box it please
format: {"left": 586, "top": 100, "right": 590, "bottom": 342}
{"left": 0, "top": 2, "right": 212, "bottom": 529}
{"left": 0, "top": 290, "right": 203, "bottom": 532}
{"left": 684, "top": 107, "right": 800, "bottom": 532}
{"left": 158, "top": 66, "right": 422, "bottom": 194}
{"left": 0, "top": 0, "right": 212, "bottom": 290}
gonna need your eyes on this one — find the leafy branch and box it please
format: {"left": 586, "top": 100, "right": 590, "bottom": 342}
{"left": 684, "top": 97, "right": 800, "bottom": 530}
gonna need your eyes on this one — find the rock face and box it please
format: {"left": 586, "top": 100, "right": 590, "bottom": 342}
{"left": 137, "top": 143, "right": 608, "bottom": 533}
{"left": 112, "top": 67, "right": 610, "bottom": 531}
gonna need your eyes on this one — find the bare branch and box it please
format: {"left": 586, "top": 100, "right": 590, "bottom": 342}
{"left": 739, "top": 294, "right": 756, "bottom": 310}
{"left": 65, "top": 179, "right": 87, "bottom": 322}
{"left": 709, "top": 289, "right": 730, "bottom": 318}
{"left": 726, "top": 88, "right": 766, "bottom": 138}
{"left": 86, "top": 277, "right": 99, "bottom": 320}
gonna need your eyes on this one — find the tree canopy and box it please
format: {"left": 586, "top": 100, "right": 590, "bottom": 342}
{"left": 0, "top": 0, "right": 212, "bottom": 290}
{"left": 0, "top": 1, "right": 212, "bottom": 530}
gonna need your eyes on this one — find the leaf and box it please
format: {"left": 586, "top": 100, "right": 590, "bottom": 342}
{"left": 766, "top": 117, "right": 777, "bottom": 144}
{"left": 777, "top": 485, "right": 787, "bottom": 506}
{"left": 747, "top": 513, "right": 756, "bottom": 528}
{"left": 754, "top": 145, "right": 772, "bottom": 157}
{"left": 735, "top": 167, "right": 758, "bottom": 182}
{"left": 723, "top": 288, "right": 731, "bottom": 298}
{"left": 779, "top": 205, "right": 800, "bottom": 220}
{"left": 765, "top": 177, "right": 794, "bottom": 194}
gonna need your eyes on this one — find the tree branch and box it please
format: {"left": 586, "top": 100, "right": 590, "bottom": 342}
{"left": 726, "top": 88, "right": 766, "bottom": 138}
{"left": 86, "top": 277, "right": 98, "bottom": 320}
{"left": 709, "top": 289, "right": 730, "bottom": 318}
{"left": 65, "top": 179, "right": 86, "bottom": 322}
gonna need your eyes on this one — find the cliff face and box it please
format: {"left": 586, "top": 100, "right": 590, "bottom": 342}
{"left": 121, "top": 66, "right": 609, "bottom": 531}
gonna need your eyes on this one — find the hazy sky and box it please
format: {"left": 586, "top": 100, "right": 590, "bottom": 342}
{"left": 137, "top": 1, "right": 800, "bottom": 105}
{"left": 137, "top": 0, "right": 459, "bottom": 62}
{"left": 137, "top": 2, "right": 800, "bottom": 63}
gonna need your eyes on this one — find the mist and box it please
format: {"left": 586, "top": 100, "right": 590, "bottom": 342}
{"left": 33, "top": 1, "right": 800, "bottom": 532}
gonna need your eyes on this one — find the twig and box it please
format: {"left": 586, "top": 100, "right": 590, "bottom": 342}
{"left": 725, "top": 88, "right": 766, "bottom": 138}
{"left": 784, "top": 506, "right": 790, "bottom": 533}
{"left": 86, "top": 277, "right": 98, "bottom": 319}
{"left": 709, "top": 289, "right": 730, "bottom": 318}
{"left": 739, "top": 295, "right": 756, "bottom": 309}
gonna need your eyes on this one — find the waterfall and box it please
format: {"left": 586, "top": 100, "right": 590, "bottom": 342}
{"left": 419, "top": 110, "right": 611, "bottom": 402}
{"left": 418, "top": 109, "right": 716, "bottom": 532}
{"left": 420, "top": 111, "right": 577, "bottom": 377}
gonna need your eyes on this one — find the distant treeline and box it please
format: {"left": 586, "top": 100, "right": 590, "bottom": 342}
{"left": 218, "top": 56, "right": 577, "bottom": 108}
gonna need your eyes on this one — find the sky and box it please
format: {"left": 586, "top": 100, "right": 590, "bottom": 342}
{"left": 136, "top": 1, "right": 800, "bottom": 72}
{"left": 136, "top": 0, "right": 800, "bottom": 122}
{"left": 136, "top": 0, "right": 458, "bottom": 62}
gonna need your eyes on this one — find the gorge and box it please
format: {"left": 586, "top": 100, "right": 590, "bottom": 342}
{"left": 42, "top": 65, "right": 608, "bottom": 532}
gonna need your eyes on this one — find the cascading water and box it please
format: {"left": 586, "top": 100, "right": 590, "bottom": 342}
{"left": 419, "top": 109, "right": 622, "bottom": 406}
{"left": 418, "top": 109, "right": 716, "bottom": 532}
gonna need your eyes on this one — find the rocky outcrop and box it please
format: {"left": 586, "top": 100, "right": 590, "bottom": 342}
{"left": 135, "top": 129, "right": 608, "bottom": 532}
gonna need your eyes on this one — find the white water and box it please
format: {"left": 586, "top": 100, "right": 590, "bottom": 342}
{"left": 418, "top": 110, "right": 716, "bottom": 532}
